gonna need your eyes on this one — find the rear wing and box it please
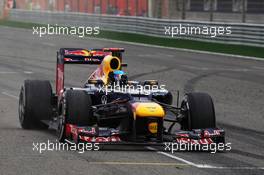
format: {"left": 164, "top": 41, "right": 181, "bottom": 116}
{"left": 56, "top": 48, "right": 125, "bottom": 95}
{"left": 58, "top": 48, "right": 124, "bottom": 64}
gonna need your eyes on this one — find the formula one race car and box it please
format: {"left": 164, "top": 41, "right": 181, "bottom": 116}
{"left": 18, "top": 48, "right": 225, "bottom": 145}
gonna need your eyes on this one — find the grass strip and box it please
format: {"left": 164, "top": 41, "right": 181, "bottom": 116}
{"left": 0, "top": 20, "right": 263, "bottom": 58}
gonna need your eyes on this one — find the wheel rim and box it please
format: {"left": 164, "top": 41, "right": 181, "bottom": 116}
{"left": 180, "top": 97, "right": 191, "bottom": 130}
{"left": 18, "top": 90, "right": 25, "bottom": 124}
{"left": 57, "top": 115, "right": 65, "bottom": 141}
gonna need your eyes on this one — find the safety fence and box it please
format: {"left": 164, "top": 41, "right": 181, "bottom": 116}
{"left": 9, "top": 9, "right": 264, "bottom": 47}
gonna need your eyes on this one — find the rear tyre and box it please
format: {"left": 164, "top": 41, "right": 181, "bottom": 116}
{"left": 65, "top": 90, "right": 94, "bottom": 126}
{"left": 181, "top": 92, "right": 216, "bottom": 130}
{"left": 19, "top": 80, "right": 53, "bottom": 129}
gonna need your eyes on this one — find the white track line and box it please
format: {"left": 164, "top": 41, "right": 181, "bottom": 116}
{"left": 88, "top": 37, "right": 264, "bottom": 62}
{"left": 252, "top": 66, "right": 264, "bottom": 70}
{"left": 1, "top": 92, "right": 19, "bottom": 99}
{"left": 0, "top": 72, "right": 17, "bottom": 74}
{"left": 42, "top": 42, "right": 56, "bottom": 47}
{"left": 181, "top": 65, "right": 250, "bottom": 72}
{"left": 65, "top": 139, "right": 75, "bottom": 145}
{"left": 146, "top": 146, "right": 205, "bottom": 168}
{"left": 0, "top": 71, "right": 33, "bottom": 74}
{"left": 146, "top": 146, "right": 264, "bottom": 170}
{"left": 23, "top": 71, "right": 33, "bottom": 74}
{"left": 88, "top": 161, "right": 188, "bottom": 166}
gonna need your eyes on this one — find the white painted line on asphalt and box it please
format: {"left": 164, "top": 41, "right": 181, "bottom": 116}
{"left": 146, "top": 146, "right": 206, "bottom": 168}
{"left": 88, "top": 37, "right": 264, "bottom": 61}
{"left": 202, "top": 166, "right": 264, "bottom": 170}
{"left": 217, "top": 68, "right": 249, "bottom": 72}
{"left": 1, "top": 92, "right": 19, "bottom": 99}
{"left": 252, "top": 66, "right": 264, "bottom": 70}
{"left": 146, "top": 146, "right": 264, "bottom": 170}
{"left": 42, "top": 42, "right": 56, "bottom": 47}
{"left": 165, "top": 54, "right": 175, "bottom": 58}
{"left": 138, "top": 54, "right": 174, "bottom": 58}
{"left": 138, "top": 54, "right": 154, "bottom": 57}
{"left": 88, "top": 161, "right": 189, "bottom": 166}
{"left": 23, "top": 71, "right": 33, "bottom": 74}
{"left": 180, "top": 65, "right": 210, "bottom": 71}
{"left": 65, "top": 139, "right": 75, "bottom": 145}
{"left": 181, "top": 65, "right": 250, "bottom": 72}
{"left": 0, "top": 71, "right": 33, "bottom": 74}
{"left": 0, "top": 71, "right": 17, "bottom": 74}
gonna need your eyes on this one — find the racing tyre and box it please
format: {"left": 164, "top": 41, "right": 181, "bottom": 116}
{"left": 181, "top": 92, "right": 216, "bottom": 130}
{"left": 65, "top": 90, "right": 94, "bottom": 126}
{"left": 19, "top": 80, "right": 53, "bottom": 129}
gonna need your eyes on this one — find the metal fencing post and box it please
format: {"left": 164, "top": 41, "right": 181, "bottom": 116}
{"left": 77, "top": 0, "right": 80, "bottom": 12}
{"left": 115, "top": 0, "right": 118, "bottom": 14}
{"left": 100, "top": 0, "right": 102, "bottom": 14}
{"left": 210, "top": 0, "right": 213, "bottom": 22}
{"left": 158, "top": 0, "right": 162, "bottom": 18}
{"left": 56, "top": 0, "right": 59, "bottom": 11}
{"left": 85, "top": 0, "right": 88, "bottom": 13}
{"left": 70, "top": 0, "right": 72, "bottom": 12}
{"left": 135, "top": 0, "right": 138, "bottom": 16}
{"left": 181, "top": 0, "right": 185, "bottom": 20}
{"left": 242, "top": 0, "right": 246, "bottom": 23}
{"left": 168, "top": 0, "right": 171, "bottom": 19}
{"left": 126, "top": 0, "right": 129, "bottom": 15}
{"left": 92, "top": 0, "right": 95, "bottom": 13}
{"left": 107, "top": 0, "right": 109, "bottom": 14}
{"left": 146, "top": 0, "right": 149, "bottom": 17}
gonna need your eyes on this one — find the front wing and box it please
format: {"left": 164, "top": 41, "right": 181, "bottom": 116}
{"left": 65, "top": 124, "right": 225, "bottom": 146}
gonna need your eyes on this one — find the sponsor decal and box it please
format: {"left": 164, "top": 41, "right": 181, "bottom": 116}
{"left": 65, "top": 50, "right": 90, "bottom": 56}
{"left": 79, "top": 127, "right": 97, "bottom": 135}
{"left": 203, "top": 129, "right": 221, "bottom": 137}
{"left": 148, "top": 122, "right": 158, "bottom": 134}
{"left": 80, "top": 136, "right": 121, "bottom": 142}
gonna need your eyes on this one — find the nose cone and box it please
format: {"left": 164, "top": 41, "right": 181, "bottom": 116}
{"left": 132, "top": 102, "right": 165, "bottom": 118}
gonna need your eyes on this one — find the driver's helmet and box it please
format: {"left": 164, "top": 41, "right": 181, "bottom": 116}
{"left": 109, "top": 70, "right": 128, "bottom": 85}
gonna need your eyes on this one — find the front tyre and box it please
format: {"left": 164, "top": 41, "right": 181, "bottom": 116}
{"left": 19, "top": 80, "right": 53, "bottom": 129}
{"left": 181, "top": 92, "right": 216, "bottom": 130}
{"left": 65, "top": 90, "right": 94, "bottom": 126}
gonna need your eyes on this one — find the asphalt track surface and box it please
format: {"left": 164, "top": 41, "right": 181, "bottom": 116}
{"left": 0, "top": 27, "right": 263, "bottom": 175}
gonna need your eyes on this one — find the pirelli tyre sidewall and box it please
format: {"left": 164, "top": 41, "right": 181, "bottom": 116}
{"left": 19, "top": 80, "right": 52, "bottom": 129}
{"left": 181, "top": 92, "right": 216, "bottom": 130}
